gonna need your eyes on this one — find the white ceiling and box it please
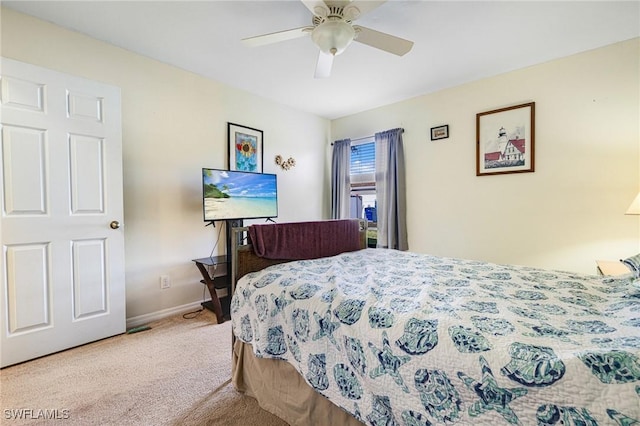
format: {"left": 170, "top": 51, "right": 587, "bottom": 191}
{"left": 4, "top": 1, "right": 639, "bottom": 119}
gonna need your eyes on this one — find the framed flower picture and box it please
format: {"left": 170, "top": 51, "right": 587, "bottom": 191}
{"left": 228, "top": 122, "right": 263, "bottom": 173}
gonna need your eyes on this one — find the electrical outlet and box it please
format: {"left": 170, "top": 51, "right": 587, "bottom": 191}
{"left": 160, "top": 275, "right": 171, "bottom": 289}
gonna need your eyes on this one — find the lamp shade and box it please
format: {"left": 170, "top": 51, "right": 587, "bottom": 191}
{"left": 626, "top": 192, "right": 640, "bottom": 215}
{"left": 311, "top": 20, "right": 355, "bottom": 56}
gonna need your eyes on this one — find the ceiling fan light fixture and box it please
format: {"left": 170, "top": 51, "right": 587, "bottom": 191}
{"left": 311, "top": 20, "right": 355, "bottom": 56}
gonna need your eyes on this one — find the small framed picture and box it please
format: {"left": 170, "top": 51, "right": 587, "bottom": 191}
{"left": 228, "top": 122, "right": 263, "bottom": 173}
{"left": 476, "top": 102, "right": 535, "bottom": 176}
{"left": 430, "top": 125, "right": 449, "bottom": 140}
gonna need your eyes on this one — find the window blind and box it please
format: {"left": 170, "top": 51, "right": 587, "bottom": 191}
{"left": 350, "top": 142, "right": 375, "bottom": 175}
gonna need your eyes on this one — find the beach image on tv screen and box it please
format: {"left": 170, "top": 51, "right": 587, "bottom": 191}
{"left": 203, "top": 169, "right": 277, "bottom": 221}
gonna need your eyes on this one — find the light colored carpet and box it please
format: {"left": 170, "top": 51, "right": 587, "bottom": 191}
{"left": 0, "top": 309, "right": 289, "bottom": 426}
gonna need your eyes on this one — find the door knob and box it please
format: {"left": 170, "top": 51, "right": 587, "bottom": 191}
{"left": 110, "top": 221, "right": 120, "bottom": 229}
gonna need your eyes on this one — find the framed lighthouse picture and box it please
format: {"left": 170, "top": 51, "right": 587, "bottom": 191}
{"left": 476, "top": 102, "right": 535, "bottom": 176}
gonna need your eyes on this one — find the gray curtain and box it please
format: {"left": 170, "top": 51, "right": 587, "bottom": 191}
{"left": 331, "top": 138, "right": 351, "bottom": 219}
{"left": 375, "top": 128, "right": 408, "bottom": 250}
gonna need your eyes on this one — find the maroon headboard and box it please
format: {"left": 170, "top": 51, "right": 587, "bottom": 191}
{"left": 230, "top": 219, "right": 367, "bottom": 294}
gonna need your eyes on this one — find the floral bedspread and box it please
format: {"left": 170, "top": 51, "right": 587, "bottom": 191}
{"left": 231, "top": 249, "right": 640, "bottom": 425}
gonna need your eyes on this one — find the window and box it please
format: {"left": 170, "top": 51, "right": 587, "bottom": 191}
{"left": 350, "top": 141, "right": 375, "bottom": 175}
{"left": 349, "top": 139, "right": 376, "bottom": 225}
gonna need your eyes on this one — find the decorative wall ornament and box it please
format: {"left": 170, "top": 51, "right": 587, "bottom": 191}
{"left": 275, "top": 155, "right": 296, "bottom": 171}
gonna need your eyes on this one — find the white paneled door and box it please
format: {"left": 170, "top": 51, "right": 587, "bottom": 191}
{"left": 0, "top": 58, "right": 125, "bottom": 367}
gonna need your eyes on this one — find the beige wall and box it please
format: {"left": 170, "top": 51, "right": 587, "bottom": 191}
{"left": 1, "top": 8, "right": 331, "bottom": 320}
{"left": 2, "top": 7, "right": 639, "bottom": 323}
{"left": 333, "top": 38, "right": 640, "bottom": 274}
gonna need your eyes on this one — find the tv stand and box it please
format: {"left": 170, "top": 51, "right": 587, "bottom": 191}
{"left": 192, "top": 255, "right": 230, "bottom": 324}
{"left": 192, "top": 219, "right": 246, "bottom": 324}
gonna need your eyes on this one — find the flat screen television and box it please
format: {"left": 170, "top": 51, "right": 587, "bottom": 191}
{"left": 202, "top": 168, "right": 278, "bottom": 222}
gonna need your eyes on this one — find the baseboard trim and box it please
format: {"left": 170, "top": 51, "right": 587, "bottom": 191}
{"left": 126, "top": 300, "right": 210, "bottom": 329}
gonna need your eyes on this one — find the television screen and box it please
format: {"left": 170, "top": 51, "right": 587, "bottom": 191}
{"left": 202, "top": 168, "right": 278, "bottom": 222}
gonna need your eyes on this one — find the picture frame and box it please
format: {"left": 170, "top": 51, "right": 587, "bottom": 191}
{"left": 476, "top": 102, "right": 535, "bottom": 176}
{"left": 430, "top": 125, "right": 449, "bottom": 141}
{"left": 228, "top": 122, "right": 263, "bottom": 173}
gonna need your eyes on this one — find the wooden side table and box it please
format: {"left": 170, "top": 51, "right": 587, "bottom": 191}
{"left": 595, "top": 260, "right": 631, "bottom": 276}
{"left": 192, "top": 256, "right": 230, "bottom": 324}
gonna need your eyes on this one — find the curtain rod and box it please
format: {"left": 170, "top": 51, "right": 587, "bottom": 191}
{"left": 351, "top": 135, "right": 374, "bottom": 143}
{"left": 331, "top": 128, "right": 404, "bottom": 145}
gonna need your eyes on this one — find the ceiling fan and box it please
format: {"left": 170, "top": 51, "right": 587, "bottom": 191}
{"left": 241, "top": 0, "right": 414, "bottom": 78}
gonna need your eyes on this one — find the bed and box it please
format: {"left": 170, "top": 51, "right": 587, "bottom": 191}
{"left": 230, "top": 219, "right": 640, "bottom": 426}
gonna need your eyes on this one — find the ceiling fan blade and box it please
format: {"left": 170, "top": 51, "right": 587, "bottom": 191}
{"left": 353, "top": 26, "right": 413, "bottom": 56}
{"left": 301, "top": 0, "right": 329, "bottom": 17}
{"left": 344, "top": 0, "right": 387, "bottom": 20}
{"left": 314, "top": 51, "right": 334, "bottom": 78}
{"left": 242, "top": 27, "right": 312, "bottom": 47}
